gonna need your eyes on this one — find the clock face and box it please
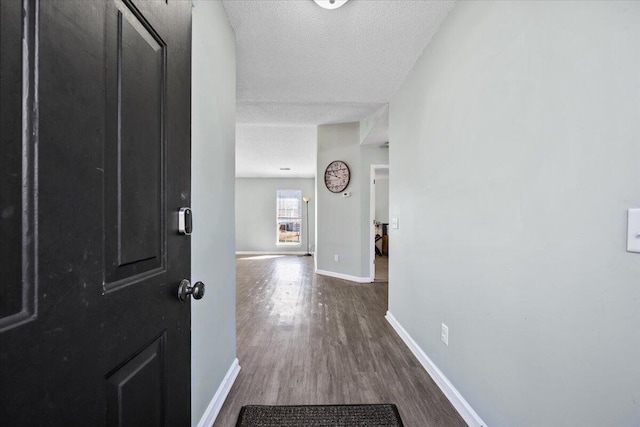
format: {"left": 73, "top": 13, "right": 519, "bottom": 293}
{"left": 324, "top": 161, "right": 350, "bottom": 193}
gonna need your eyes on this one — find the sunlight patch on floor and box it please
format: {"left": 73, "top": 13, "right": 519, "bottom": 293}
{"left": 237, "top": 255, "right": 285, "bottom": 260}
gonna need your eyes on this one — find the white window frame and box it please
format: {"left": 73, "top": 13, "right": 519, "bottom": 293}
{"left": 276, "top": 189, "right": 302, "bottom": 246}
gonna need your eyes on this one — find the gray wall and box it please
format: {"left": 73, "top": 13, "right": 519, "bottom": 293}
{"left": 236, "top": 178, "right": 316, "bottom": 253}
{"left": 317, "top": 123, "right": 388, "bottom": 278}
{"left": 191, "top": 1, "right": 236, "bottom": 425}
{"left": 375, "top": 178, "right": 389, "bottom": 224}
{"left": 317, "top": 123, "right": 362, "bottom": 277}
{"left": 389, "top": 1, "right": 640, "bottom": 426}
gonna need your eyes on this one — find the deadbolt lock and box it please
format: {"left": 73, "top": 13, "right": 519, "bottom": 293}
{"left": 178, "top": 207, "right": 192, "bottom": 235}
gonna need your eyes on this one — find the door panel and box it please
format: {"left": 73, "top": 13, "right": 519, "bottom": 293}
{"left": 0, "top": 1, "right": 192, "bottom": 425}
{"left": 106, "top": 333, "right": 167, "bottom": 427}
{"left": 116, "top": 9, "right": 163, "bottom": 267}
{"left": 0, "top": 0, "right": 37, "bottom": 332}
{"left": 105, "top": 0, "right": 167, "bottom": 289}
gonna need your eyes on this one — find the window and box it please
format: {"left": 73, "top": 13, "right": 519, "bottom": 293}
{"left": 276, "top": 189, "right": 302, "bottom": 245}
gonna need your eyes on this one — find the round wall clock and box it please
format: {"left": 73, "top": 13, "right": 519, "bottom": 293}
{"left": 324, "top": 160, "right": 350, "bottom": 193}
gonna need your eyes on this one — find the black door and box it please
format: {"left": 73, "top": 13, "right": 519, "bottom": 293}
{"left": 0, "top": 0, "right": 192, "bottom": 425}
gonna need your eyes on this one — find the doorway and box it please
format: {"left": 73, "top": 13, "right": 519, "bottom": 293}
{"left": 369, "top": 165, "right": 390, "bottom": 282}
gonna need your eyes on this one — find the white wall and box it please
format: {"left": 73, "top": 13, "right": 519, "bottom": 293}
{"left": 191, "top": 1, "right": 236, "bottom": 425}
{"left": 236, "top": 178, "right": 315, "bottom": 253}
{"left": 389, "top": 1, "right": 640, "bottom": 426}
{"left": 316, "top": 123, "right": 388, "bottom": 279}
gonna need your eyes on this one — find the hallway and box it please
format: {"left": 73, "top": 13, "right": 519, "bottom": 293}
{"left": 214, "top": 255, "right": 464, "bottom": 426}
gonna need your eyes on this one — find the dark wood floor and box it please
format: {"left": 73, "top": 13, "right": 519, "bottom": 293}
{"left": 213, "top": 255, "right": 465, "bottom": 427}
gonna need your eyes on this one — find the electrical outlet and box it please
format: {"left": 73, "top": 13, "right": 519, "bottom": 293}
{"left": 391, "top": 217, "right": 399, "bottom": 229}
{"left": 334, "top": 254, "right": 339, "bottom": 262}
{"left": 441, "top": 323, "right": 449, "bottom": 346}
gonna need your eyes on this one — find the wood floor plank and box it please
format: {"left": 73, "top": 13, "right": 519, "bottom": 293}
{"left": 213, "top": 255, "right": 465, "bottom": 427}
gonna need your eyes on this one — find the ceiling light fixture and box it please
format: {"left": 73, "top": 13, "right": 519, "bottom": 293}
{"left": 313, "top": 0, "right": 350, "bottom": 10}
{"left": 280, "top": 167, "right": 291, "bottom": 171}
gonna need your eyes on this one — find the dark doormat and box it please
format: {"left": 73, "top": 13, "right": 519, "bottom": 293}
{"left": 235, "top": 404, "right": 404, "bottom": 426}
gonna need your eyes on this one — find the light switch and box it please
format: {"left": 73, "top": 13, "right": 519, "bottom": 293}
{"left": 627, "top": 209, "right": 640, "bottom": 253}
{"left": 441, "top": 323, "right": 449, "bottom": 346}
{"left": 391, "top": 217, "right": 399, "bottom": 229}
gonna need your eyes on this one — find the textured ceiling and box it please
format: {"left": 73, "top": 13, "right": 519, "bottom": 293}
{"left": 223, "top": 0, "right": 455, "bottom": 176}
{"left": 236, "top": 125, "right": 317, "bottom": 178}
{"left": 236, "top": 102, "right": 387, "bottom": 126}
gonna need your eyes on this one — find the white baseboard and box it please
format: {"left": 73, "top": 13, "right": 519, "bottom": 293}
{"left": 196, "top": 358, "right": 241, "bottom": 427}
{"left": 236, "top": 251, "right": 310, "bottom": 255}
{"left": 385, "top": 312, "right": 487, "bottom": 427}
{"left": 315, "top": 269, "right": 372, "bottom": 283}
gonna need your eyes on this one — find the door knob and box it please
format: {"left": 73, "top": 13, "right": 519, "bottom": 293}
{"left": 178, "top": 279, "right": 205, "bottom": 301}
